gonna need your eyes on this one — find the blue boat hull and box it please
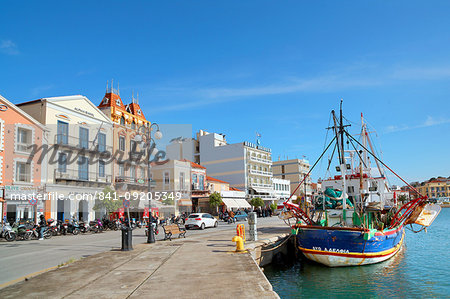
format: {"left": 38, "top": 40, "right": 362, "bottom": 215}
{"left": 296, "top": 225, "right": 404, "bottom": 267}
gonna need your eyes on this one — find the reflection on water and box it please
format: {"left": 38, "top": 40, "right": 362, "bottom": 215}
{"left": 264, "top": 209, "right": 450, "bottom": 298}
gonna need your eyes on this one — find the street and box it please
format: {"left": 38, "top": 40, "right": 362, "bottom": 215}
{"left": 0, "top": 217, "right": 284, "bottom": 286}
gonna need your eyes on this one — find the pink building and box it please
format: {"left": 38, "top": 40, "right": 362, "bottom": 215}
{"left": 0, "top": 95, "right": 48, "bottom": 223}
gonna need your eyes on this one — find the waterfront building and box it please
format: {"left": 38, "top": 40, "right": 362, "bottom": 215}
{"left": 17, "top": 95, "right": 113, "bottom": 222}
{"left": 205, "top": 176, "right": 249, "bottom": 213}
{"left": 150, "top": 159, "right": 192, "bottom": 216}
{"left": 0, "top": 95, "right": 48, "bottom": 223}
{"left": 187, "top": 160, "right": 208, "bottom": 212}
{"left": 415, "top": 177, "right": 450, "bottom": 201}
{"left": 166, "top": 130, "right": 274, "bottom": 202}
{"left": 272, "top": 178, "right": 292, "bottom": 205}
{"left": 97, "top": 85, "right": 152, "bottom": 218}
{"left": 272, "top": 158, "right": 313, "bottom": 200}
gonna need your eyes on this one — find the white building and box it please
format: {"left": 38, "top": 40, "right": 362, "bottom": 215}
{"left": 166, "top": 130, "right": 273, "bottom": 201}
{"left": 18, "top": 95, "right": 114, "bottom": 222}
{"left": 272, "top": 178, "right": 292, "bottom": 205}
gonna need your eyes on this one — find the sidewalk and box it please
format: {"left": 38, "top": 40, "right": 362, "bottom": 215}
{"left": 0, "top": 219, "right": 290, "bottom": 299}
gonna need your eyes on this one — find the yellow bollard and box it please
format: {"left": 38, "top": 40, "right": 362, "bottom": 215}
{"left": 232, "top": 236, "right": 245, "bottom": 252}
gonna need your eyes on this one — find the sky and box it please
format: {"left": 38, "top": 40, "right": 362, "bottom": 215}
{"left": 1, "top": 1, "right": 449, "bottom": 185}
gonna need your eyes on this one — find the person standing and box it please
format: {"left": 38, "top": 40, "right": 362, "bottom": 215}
{"left": 38, "top": 215, "right": 47, "bottom": 241}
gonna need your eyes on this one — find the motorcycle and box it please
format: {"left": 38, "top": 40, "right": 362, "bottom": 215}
{"left": 12, "top": 222, "right": 33, "bottom": 241}
{"left": 1, "top": 222, "right": 17, "bottom": 241}
{"left": 31, "top": 225, "right": 52, "bottom": 239}
{"left": 79, "top": 221, "right": 90, "bottom": 233}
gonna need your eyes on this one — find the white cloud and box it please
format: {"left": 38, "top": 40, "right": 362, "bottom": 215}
{"left": 385, "top": 116, "right": 450, "bottom": 133}
{"left": 0, "top": 40, "right": 19, "bottom": 55}
{"left": 391, "top": 66, "right": 450, "bottom": 80}
{"left": 31, "top": 84, "right": 55, "bottom": 96}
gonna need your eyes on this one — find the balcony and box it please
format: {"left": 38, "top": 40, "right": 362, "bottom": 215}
{"left": 249, "top": 182, "right": 272, "bottom": 188}
{"left": 55, "top": 169, "right": 111, "bottom": 184}
{"left": 54, "top": 134, "right": 112, "bottom": 153}
{"left": 249, "top": 169, "right": 272, "bottom": 176}
{"left": 115, "top": 176, "right": 156, "bottom": 188}
{"left": 249, "top": 194, "right": 274, "bottom": 200}
{"left": 249, "top": 156, "right": 272, "bottom": 165}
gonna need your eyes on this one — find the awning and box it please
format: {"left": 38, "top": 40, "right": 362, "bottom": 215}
{"left": 222, "top": 198, "right": 250, "bottom": 209}
{"left": 177, "top": 198, "right": 192, "bottom": 206}
{"left": 234, "top": 198, "right": 251, "bottom": 208}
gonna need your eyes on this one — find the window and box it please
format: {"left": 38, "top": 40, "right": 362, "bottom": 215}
{"left": 58, "top": 153, "right": 67, "bottom": 173}
{"left": 348, "top": 186, "right": 355, "bottom": 193}
{"left": 57, "top": 121, "right": 68, "bottom": 145}
{"left": 78, "top": 156, "right": 89, "bottom": 180}
{"left": 119, "top": 136, "right": 125, "bottom": 151}
{"left": 16, "top": 127, "right": 32, "bottom": 152}
{"left": 102, "top": 97, "right": 109, "bottom": 105}
{"left": 119, "top": 163, "right": 124, "bottom": 176}
{"left": 180, "top": 172, "right": 185, "bottom": 190}
{"left": 130, "top": 140, "right": 137, "bottom": 152}
{"left": 16, "top": 161, "right": 31, "bottom": 182}
{"left": 116, "top": 99, "right": 121, "bottom": 106}
{"left": 120, "top": 116, "right": 125, "bottom": 125}
{"left": 137, "top": 109, "right": 141, "bottom": 115}
{"left": 131, "top": 121, "right": 136, "bottom": 130}
{"left": 79, "top": 127, "right": 89, "bottom": 149}
{"left": 98, "top": 133, "right": 106, "bottom": 152}
{"left": 164, "top": 171, "right": 170, "bottom": 189}
{"left": 140, "top": 167, "right": 145, "bottom": 179}
{"left": 130, "top": 166, "right": 135, "bottom": 179}
{"left": 99, "top": 160, "right": 105, "bottom": 177}
{"left": 198, "top": 175, "right": 204, "bottom": 190}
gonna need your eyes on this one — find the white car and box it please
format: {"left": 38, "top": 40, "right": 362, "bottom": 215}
{"left": 185, "top": 213, "right": 218, "bottom": 230}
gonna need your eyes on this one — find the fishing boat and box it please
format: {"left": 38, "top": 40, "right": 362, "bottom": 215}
{"left": 282, "top": 102, "right": 441, "bottom": 267}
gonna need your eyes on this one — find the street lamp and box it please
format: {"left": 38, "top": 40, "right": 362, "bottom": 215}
{"left": 134, "top": 123, "right": 162, "bottom": 243}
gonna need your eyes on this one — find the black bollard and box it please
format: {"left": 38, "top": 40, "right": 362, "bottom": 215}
{"left": 147, "top": 223, "right": 155, "bottom": 243}
{"left": 121, "top": 226, "right": 133, "bottom": 251}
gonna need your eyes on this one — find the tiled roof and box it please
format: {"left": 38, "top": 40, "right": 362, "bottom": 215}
{"left": 180, "top": 159, "right": 206, "bottom": 169}
{"left": 206, "top": 176, "right": 229, "bottom": 184}
{"left": 230, "top": 187, "right": 242, "bottom": 191}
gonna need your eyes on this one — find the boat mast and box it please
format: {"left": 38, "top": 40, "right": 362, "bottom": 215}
{"left": 339, "top": 101, "right": 347, "bottom": 221}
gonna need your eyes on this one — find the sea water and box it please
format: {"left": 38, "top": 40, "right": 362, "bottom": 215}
{"left": 264, "top": 208, "right": 450, "bottom": 298}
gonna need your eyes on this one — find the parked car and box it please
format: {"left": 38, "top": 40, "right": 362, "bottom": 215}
{"left": 185, "top": 213, "right": 218, "bottom": 230}
{"left": 234, "top": 211, "right": 248, "bottom": 221}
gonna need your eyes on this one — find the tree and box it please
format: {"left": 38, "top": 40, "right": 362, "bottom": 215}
{"left": 209, "top": 192, "right": 223, "bottom": 215}
{"left": 269, "top": 203, "right": 277, "bottom": 212}
{"left": 93, "top": 186, "right": 123, "bottom": 215}
{"left": 250, "top": 197, "right": 264, "bottom": 208}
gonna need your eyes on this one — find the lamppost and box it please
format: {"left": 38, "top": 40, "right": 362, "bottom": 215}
{"left": 134, "top": 123, "right": 162, "bottom": 243}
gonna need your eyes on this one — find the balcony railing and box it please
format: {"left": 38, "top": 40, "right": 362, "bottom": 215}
{"left": 249, "top": 156, "right": 272, "bottom": 164}
{"left": 249, "top": 194, "right": 274, "bottom": 199}
{"left": 54, "top": 134, "right": 112, "bottom": 152}
{"left": 55, "top": 169, "right": 111, "bottom": 184}
{"left": 249, "top": 169, "right": 272, "bottom": 176}
{"left": 249, "top": 182, "right": 273, "bottom": 188}
{"left": 115, "top": 176, "right": 156, "bottom": 187}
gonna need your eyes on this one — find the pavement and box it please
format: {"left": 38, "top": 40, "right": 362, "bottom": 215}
{"left": 0, "top": 220, "right": 236, "bottom": 286}
{"left": 0, "top": 217, "right": 290, "bottom": 298}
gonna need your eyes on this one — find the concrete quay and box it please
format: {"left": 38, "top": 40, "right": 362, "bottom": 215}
{"left": 0, "top": 218, "right": 290, "bottom": 299}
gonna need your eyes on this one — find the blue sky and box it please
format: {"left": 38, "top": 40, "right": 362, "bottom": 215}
{"left": 1, "top": 1, "right": 449, "bottom": 184}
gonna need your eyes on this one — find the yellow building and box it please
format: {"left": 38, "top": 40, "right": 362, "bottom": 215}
{"left": 416, "top": 178, "right": 450, "bottom": 199}
{"left": 272, "top": 159, "right": 312, "bottom": 199}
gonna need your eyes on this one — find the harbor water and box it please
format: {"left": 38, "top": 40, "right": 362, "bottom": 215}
{"left": 264, "top": 208, "right": 450, "bottom": 298}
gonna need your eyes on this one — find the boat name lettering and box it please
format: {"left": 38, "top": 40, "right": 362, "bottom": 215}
{"left": 312, "top": 246, "right": 350, "bottom": 254}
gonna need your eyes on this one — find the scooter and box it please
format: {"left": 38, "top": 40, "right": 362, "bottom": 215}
{"left": 1, "top": 222, "right": 16, "bottom": 241}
